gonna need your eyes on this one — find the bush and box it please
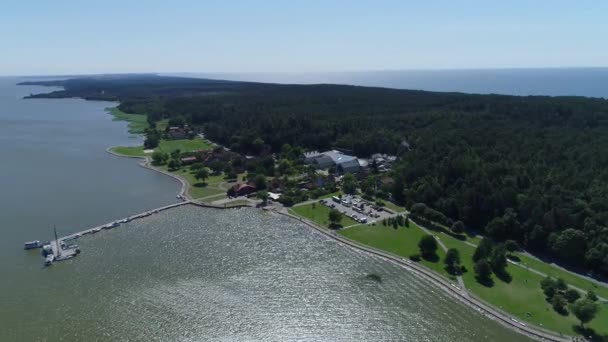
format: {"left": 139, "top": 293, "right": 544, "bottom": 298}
{"left": 586, "top": 291, "right": 598, "bottom": 302}
{"left": 541, "top": 276, "right": 557, "bottom": 299}
{"left": 551, "top": 294, "right": 568, "bottom": 315}
{"left": 564, "top": 289, "right": 581, "bottom": 303}
{"left": 556, "top": 278, "right": 568, "bottom": 291}
{"left": 474, "top": 259, "right": 493, "bottom": 285}
{"left": 410, "top": 202, "right": 453, "bottom": 227}
{"left": 151, "top": 151, "right": 168, "bottom": 165}
{"left": 418, "top": 234, "right": 438, "bottom": 258}
{"left": 451, "top": 220, "right": 465, "bottom": 234}
{"left": 409, "top": 254, "right": 421, "bottom": 262}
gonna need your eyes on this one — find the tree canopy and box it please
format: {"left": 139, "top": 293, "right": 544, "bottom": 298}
{"left": 328, "top": 209, "right": 343, "bottom": 228}
{"left": 418, "top": 234, "right": 438, "bottom": 259}
{"left": 570, "top": 298, "right": 601, "bottom": 327}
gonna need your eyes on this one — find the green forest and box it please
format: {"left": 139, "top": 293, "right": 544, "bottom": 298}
{"left": 22, "top": 75, "right": 608, "bottom": 278}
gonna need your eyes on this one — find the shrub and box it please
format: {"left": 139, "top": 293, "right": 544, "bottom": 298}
{"left": 564, "top": 289, "right": 581, "bottom": 303}
{"left": 409, "top": 254, "right": 421, "bottom": 262}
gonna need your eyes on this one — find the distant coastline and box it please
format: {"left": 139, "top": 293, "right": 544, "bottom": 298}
{"left": 20, "top": 67, "right": 608, "bottom": 99}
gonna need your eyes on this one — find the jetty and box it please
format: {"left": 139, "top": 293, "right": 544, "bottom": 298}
{"left": 34, "top": 200, "right": 192, "bottom": 266}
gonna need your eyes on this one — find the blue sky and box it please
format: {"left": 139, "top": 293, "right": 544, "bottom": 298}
{"left": 2, "top": 0, "right": 607, "bottom": 75}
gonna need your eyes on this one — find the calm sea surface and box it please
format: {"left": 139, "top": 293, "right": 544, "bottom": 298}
{"left": 182, "top": 67, "right": 608, "bottom": 98}
{"left": 0, "top": 77, "right": 531, "bottom": 341}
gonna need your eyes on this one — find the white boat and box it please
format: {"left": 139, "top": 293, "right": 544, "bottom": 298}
{"left": 24, "top": 240, "right": 42, "bottom": 250}
{"left": 44, "top": 254, "right": 55, "bottom": 266}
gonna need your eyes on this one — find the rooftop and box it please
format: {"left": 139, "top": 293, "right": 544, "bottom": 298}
{"left": 304, "top": 151, "right": 323, "bottom": 158}
{"left": 322, "top": 150, "right": 357, "bottom": 164}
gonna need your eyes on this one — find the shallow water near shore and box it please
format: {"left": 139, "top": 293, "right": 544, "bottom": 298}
{"left": 0, "top": 77, "right": 531, "bottom": 341}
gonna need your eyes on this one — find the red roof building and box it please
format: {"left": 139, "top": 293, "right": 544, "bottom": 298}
{"left": 227, "top": 183, "right": 257, "bottom": 197}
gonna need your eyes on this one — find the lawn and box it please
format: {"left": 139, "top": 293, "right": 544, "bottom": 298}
{"left": 107, "top": 107, "right": 149, "bottom": 134}
{"left": 434, "top": 227, "right": 608, "bottom": 299}
{"left": 382, "top": 201, "right": 406, "bottom": 213}
{"left": 111, "top": 138, "right": 211, "bottom": 159}
{"left": 515, "top": 253, "right": 608, "bottom": 300}
{"left": 110, "top": 145, "right": 147, "bottom": 157}
{"left": 156, "top": 118, "right": 169, "bottom": 131}
{"left": 156, "top": 139, "right": 211, "bottom": 153}
{"left": 291, "top": 203, "right": 358, "bottom": 228}
{"left": 337, "top": 220, "right": 608, "bottom": 337}
{"left": 339, "top": 223, "right": 448, "bottom": 277}
{"left": 160, "top": 166, "right": 227, "bottom": 199}
{"left": 436, "top": 231, "right": 608, "bottom": 337}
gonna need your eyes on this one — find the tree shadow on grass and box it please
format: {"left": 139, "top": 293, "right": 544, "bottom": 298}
{"left": 421, "top": 252, "right": 440, "bottom": 263}
{"left": 572, "top": 325, "right": 606, "bottom": 342}
{"left": 476, "top": 275, "right": 495, "bottom": 288}
{"left": 444, "top": 265, "right": 461, "bottom": 276}
{"left": 555, "top": 306, "right": 569, "bottom": 316}
{"left": 193, "top": 182, "right": 208, "bottom": 188}
{"left": 495, "top": 269, "right": 513, "bottom": 283}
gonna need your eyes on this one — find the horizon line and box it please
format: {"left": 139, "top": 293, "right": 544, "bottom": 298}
{"left": 3, "top": 65, "right": 608, "bottom": 78}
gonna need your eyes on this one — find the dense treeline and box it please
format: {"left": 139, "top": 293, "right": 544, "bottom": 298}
{"left": 23, "top": 75, "right": 608, "bottom": 276}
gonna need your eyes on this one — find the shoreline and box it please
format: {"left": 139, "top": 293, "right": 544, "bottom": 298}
{"left": 102, "top": 108, "right": 574, "bottom": 341}
{"left": 105, "top": 147, "right": 192, "bottom": 201}
{"left": 273, "top": 209, "right": 571, "bottom": 342}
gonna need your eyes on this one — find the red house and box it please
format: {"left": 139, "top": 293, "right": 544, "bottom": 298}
{"left": 227, "top": 183, "right": 257, "bottom": 197}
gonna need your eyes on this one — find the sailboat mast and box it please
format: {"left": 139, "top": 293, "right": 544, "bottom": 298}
{"left": 54, "top": 225, "right": 61, "bottom": 257}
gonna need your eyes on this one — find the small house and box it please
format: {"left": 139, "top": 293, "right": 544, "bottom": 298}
{"left": 227, "top": 183, "right": 257, "bottom": 197}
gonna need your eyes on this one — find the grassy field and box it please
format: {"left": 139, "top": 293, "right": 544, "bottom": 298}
{"left": 515, "top": 253, "right": 608, "bottom": 299}
{"left": 108, "top": 107, "right": 149, "bottom": 134}
{"left": 435, "top": 230, "right": 608, "bottom": 336}
{"left": 161, "top": 166, "right": 227, "bottom": 199}
{"left": 111, "top": 138, "right": 211, "bottom": 158}
{"left": 335, "top": 219, "right": 608, "bottom": 337}
{"left": 110, "top": 145, "right": 147, "bottom": 157}
{"left": 156, "top": 139, "right": 212, "bottom": 153}
{"left": 382, "top": 201, "right": 406, "bottom": 213}
{"left": 339, "top": 223, "right": 448, "bottom": 277}
{"left": 291, "top": 203, "right": 358, "bottom": 228}
{"left": 156, "top": 118, "right": 169, "bottom": 131}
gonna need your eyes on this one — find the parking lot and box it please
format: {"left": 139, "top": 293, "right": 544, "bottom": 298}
{"left": 318, "top": 195, "right": 398, "bottom": 225}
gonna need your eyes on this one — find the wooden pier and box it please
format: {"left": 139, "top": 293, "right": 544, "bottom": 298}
{"left": 41, "top": 200, "right": 192, "bottom": 266}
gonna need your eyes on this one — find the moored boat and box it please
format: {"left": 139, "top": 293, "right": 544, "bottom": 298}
{"left": 44, "top": 254, "right": 55, "bottom": 266}
{"left": 24, "top": 240, "right": 42, "bottom": 250}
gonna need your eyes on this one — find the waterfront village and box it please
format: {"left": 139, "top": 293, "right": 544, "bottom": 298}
{"left": 162, "top": 124, "right": 401, "bottom": 217}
